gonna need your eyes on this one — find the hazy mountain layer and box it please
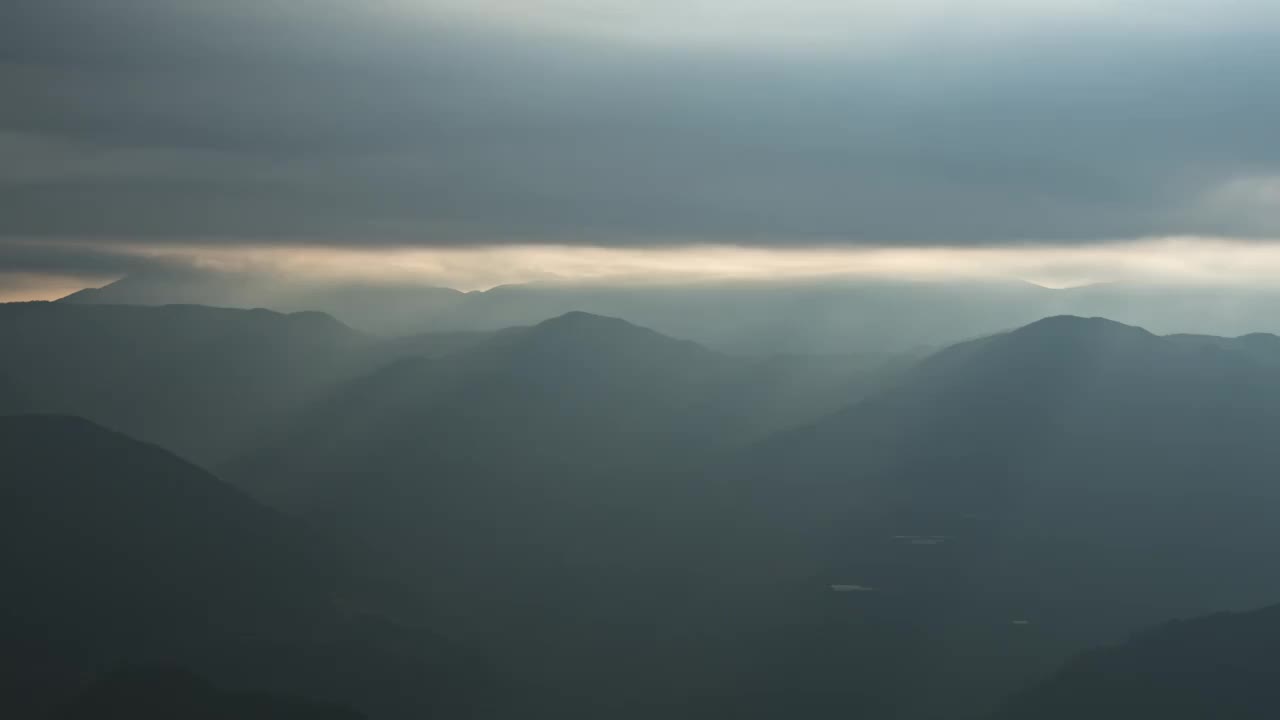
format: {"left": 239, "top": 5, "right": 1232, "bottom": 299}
{"left": 63, "top": 268, "right": 1280, "bottom": 353}
{"left": 690, "top": 315, "right": 1280, "bottom": 716}
{"left": 0, "top": 303, "right": 368, "bottom": 464}
{"left": 0, "top": 416, "right": 488, "bottom": 719}
{"left": 4, "top": 302, "right": 895, "bottom": 467}
{"left": 227, "top": 311, "right": 895, "bottom": 604}
{"left": 14, "top": 304, "right": 1280, "bottom": 718}
{"left": 220, "top": 313, "right": 1280, "bottom": 717}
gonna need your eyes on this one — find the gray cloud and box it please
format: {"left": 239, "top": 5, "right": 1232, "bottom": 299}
{"left": 3, "top": 1, "right": 1280, "bottom": 248}
{"left": 0, "top": 238, "right": 180, "bottom": 276}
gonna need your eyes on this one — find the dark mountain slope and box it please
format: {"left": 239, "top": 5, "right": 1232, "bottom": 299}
{"left": 232, "top": 310, "right": 890, "bottom": 512}
{"left": 687, "top": 316, "right": 1280, "bottom": 717}
{"left": 224, "top": 312, "right": 896, "bottom": 717}
{"left": 233, "top": 312, "right": 716, "bottom": 588}
{"left": 233, "top": 311, "right": 730, "bottom": 498}
{"left": 0, "top": 371, "right": 30, "bottom": 414}
{"left": 0, "top": 302, "right": 369, "bottom": 464}
{"left": 3, "top": 302, "right": 882, "bottom": 467}
{"left": 0, "top": 416, "right": 487, "bottom": 719}
{"left": 732, "top": 316, "right": 1280, "bottom": 576}
{"left": 990, "top": 603, "right": 1280, "bottom": 720}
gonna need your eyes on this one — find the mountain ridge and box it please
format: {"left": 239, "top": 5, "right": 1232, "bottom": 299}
{"left": 59, "top": 267, "right": 1280, "bottom": 353}
{"left": 990, "top": 603, "right": 1280, "bottom": 719}
{"left": 0, "top": 414, "right": 490, "bottom": 719}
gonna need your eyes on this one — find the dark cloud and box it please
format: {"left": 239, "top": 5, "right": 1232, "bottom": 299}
{"left": 0, "top": 238, "right": 173, "bottom": 276}
{"left": 3, "top": 1, "right": 1280, "bottom": 248}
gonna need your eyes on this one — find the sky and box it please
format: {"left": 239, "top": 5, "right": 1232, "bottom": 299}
{"left": 4, "top": 1, "right": 1280, "bottom": 296}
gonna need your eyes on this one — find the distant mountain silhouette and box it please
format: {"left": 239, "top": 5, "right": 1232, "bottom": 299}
{"left": 990, "top": 603, "right": 1280, "bottom": 719}
{"left": 0, "top": 303, "right": 369, "bottom": 463}
{"left": 62, "top": 267, "right": 1280, "bottom": 353}
{"left": 59, "top": 268, "right": 472, "bottom": 336}
{"left": 0, "top": 416, "right": 487, "bottom": 719}
{"left": 52, "top": 666, "right": 364, "bottom": 720}
{"left": 3, "top": 302, "right": 889, "bottom": 467}
{"left": 231, "top": 308, "right": 883, "bottom": 543}
{"left": 230, "top": 308, "right": 892, "bottom": 481}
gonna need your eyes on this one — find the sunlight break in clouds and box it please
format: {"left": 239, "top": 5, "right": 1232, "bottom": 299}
{"left": 0, "top": 272, "right": 116, "bottom": 303}
{"left": 10, "top": 236, "right": 1280, "bottom": 299}
{"left": 403, "top": 0, "right": 1252, "bottom": 47}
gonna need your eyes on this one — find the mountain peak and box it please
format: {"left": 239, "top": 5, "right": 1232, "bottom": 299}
{"left": 484, "top": 311, "right": 714, "bottom": 368}
{"left": 526, "top": 311, "right": 684, "bottom": 346}
{"left": 998, "top": 315, "right": 1159, "bottom": 351}
{"left": 914, "top": 315, "right": 1160, "bottom": 380}
{"left": 1012, "top": 315, "right": 1153, "bottom": 339}
{"left": 535, "top": 310, "right": 636, "bottom": 331}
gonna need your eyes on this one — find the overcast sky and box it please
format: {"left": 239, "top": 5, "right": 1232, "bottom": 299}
{"left": 4, "top": 1, "right": 1280, "bottom": 294}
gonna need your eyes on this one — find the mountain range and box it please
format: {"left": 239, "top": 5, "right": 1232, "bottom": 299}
{"left": 66, "top": 267, "right": 1280, "bottom": 354}
{"left": 224, "top": 311, "right": 1280, "bottom": 717}
{"left": 2, "top": 302, "right": 896, "bottom": 468}
{"left": 684, "top": 315, "right": 1280, "bottom": 716}
{"left": 9, "top": 296, "right": 1280, "bottom": 717}
{"left": 0, "top": 302, "right": 367, "bottom": 464}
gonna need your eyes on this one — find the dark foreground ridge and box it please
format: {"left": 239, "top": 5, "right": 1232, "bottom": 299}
{"left": 991, "top": 603, "right": 1280, "bottom": 719}
{"left": 0, "top": 414, "right": 488, "bottom": 719}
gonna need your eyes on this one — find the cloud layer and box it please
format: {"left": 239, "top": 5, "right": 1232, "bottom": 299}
{"left": 2, "top": 0, "right": 1280, "bottom": 283}
{"left": 12, "top": 236, "right": 1280, "bottom": 301}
